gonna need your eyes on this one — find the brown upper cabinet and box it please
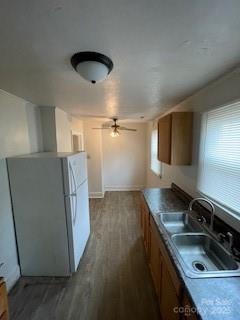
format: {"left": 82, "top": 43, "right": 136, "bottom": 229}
{"left": 158, "top": 112, "right": 193, "bottom": 165}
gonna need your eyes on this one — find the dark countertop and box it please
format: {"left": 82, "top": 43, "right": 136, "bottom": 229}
{"left": 142, "top": 188, "right": 240, "bottom": 320}
{"left": 142, "top": 188, "right": 187, "bottom": 214}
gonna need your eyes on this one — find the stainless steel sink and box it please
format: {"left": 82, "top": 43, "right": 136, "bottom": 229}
{"left": 160, "top": 212, "right": 203, "bottom": 235}
{"left": 171, "top": 233, "right": 240, "bottom": 278}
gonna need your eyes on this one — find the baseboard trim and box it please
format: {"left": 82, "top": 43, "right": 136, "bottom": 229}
{"left": 5, "top": 265, "right": 20, "bottom": 291}
{"left": 89, "top": 192, "right": 105, "bottom": 198}
{"left": 104, "top": 186, "right": 145, "bottom": 191}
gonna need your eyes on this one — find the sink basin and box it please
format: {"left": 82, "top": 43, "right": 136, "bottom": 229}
{"left": 171, "top": 233, "right": 240, "bottom": 278}
{"left": 160, "top": 212, "right": 203, "bottom": 235}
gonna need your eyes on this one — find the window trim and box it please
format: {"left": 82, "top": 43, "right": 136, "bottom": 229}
{"left": 150, "top": 127, "right": 162, "bottom": 177}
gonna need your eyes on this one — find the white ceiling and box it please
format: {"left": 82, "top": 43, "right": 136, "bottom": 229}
{"left": 1, "top": 0, "right": 240, "bottom": 120}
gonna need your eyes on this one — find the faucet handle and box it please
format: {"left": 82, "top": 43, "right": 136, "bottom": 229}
{"left": 197, "top": 215, "right": 206, "bottom": 224}
{"left": 217, "top": 232, "right": 226, "bottom": 243}
{"left": 226, "top": 232, "right": 233, "bottom": 249}
{"left": 217, "top": 232, "right": 234, "bottom": 252}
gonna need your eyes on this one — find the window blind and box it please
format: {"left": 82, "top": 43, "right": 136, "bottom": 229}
{"left": 151, "top": 129, "right": 161, "bottom": 176}
{"left": 198, "top": 102, "right": 240, "bottom": 215}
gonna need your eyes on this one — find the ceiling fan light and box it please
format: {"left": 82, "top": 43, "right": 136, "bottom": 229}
{"left": 110, "top": 130, "right": 120, "bottom": 138}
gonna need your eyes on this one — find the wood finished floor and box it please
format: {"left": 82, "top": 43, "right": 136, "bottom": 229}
{"left": 9, "top": 191, "right": 160, "bottom": 320}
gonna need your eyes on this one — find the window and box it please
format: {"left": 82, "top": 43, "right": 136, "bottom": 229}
{"left": 151, "top": 129, "right": 161, "bottom": 176}
{"left": 198, "top": 101, "right": 240, "bottom": 215}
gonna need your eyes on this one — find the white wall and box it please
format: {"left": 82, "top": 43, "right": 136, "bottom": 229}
{"left": 40, "top": 106, "right": 57, "bottom": 152}
{"left": 0, "top": 90, "right": 42, "bottom": 290}
{"left": 40, "top": 107, "right": 82, "bottom": 153}
{"left": 70, "top": 117, "right": 84, "bottom": 134}
{"left": 55, "top": 108, "right": 72, "bottom": 152}
{"left": 70, "top": 117, "right": 84, "bottom": 151}
{"left": 83, "top": 120, "right": 104, "bottom": 198}
{"left": 102, "top": 123, "right": 147, "bottom": 190}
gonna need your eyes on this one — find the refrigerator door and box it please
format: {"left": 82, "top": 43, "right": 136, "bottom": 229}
{"left": 7, "top": 156, "right": 71, "bottom": 276}
{"left": 63, "top": 152, "right": 90, "bottom": 272}
{"left": 68, "top": 152, "right": 87, "bottom": 189}
{"left": 71, "top": 180, "right": 90, "bottom": 271}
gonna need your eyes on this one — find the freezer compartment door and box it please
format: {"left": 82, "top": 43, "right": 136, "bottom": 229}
{"left": 68, "top": 152, "right": 87, "bottom": 191}
{"left": 65, "top": 180, "right": 90, "bottom": 272}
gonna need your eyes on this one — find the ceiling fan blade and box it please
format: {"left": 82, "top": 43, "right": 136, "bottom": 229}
{"left": 118, "top": 127, "right": 137, "bottom": 131}
{"left": 92, "top": 127, "right": 111, "bottom": 129}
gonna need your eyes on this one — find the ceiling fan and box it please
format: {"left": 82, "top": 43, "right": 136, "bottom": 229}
{"left": 93, "top": 118, "right": 137, "bottom": 137}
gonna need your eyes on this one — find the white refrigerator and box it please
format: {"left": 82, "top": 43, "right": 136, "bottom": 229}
{"left": 7, "top": 152, "right": 90, "bottom": 276}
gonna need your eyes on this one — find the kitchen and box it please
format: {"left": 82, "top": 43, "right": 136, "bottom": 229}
{"left": 0, "top": 1, "right": 240, "bottom": 320}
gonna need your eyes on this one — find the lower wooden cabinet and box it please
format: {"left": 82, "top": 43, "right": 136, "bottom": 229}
{"left": 160, "top": 262, "right": 180, "bottom": 320}
{"left": 0, "top": 279, "right": 8, "bottom": 320}
{"left": 0, "top": 312, "right": 8, "bottom": 320}
{"left": 148, "top": 215, "right": 181, "bottom": 319}
{"left": 140, "top": 196, "right": 198, "bottom": 320}
{"left": 140, "top": 195, "right": 150, "bottom": 257}
{"left": 182, "top": 294, "right": 198, "bottom": 320}
{"left": 149, "top": 218, "right": 162, "bottom": 297}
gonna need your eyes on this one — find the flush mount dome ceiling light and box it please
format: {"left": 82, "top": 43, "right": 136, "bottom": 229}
{"left": 71, "top": 51, "right": 114, "bottom": 84}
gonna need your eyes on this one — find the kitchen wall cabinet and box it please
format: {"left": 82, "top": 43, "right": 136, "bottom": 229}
{"left": 140, "top": 196, "right": 198, "bottom": 320}
{"left": 0, "top": 279, "right": 9, "bottom": 320}
{"left": 158, "top": 112, "right": 193, "bottom": 165}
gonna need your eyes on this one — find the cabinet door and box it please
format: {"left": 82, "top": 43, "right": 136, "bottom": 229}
{"left": 149, "top": 221, "right": 162, "bottom": 297}
{"left": 0, "top": 282, "right": 8, "bottom": 320}
{"left": 0, "top": 312, "right": 8, "bottom": 320}
{"left": 158, "top": 114, "right": 172, "bottom": 164}
{"left": 139, "top": 198, "right": 144, "bottom": 234}
{"left": 139, "top": 197, "right": 150, "bottom": 257}
{"left": 182, "top": 293, "right": 198, "bottom": 320}
{"left": 160, "top": 262, "right": 180, "bottom": 320}
{"left": 143, "top": 208, "right": 150, "bottom": 255}
{"left": 171, "top": 113, "right": 193, "bottom": 165}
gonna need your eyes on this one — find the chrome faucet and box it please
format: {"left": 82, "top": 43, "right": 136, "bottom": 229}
{"left": 188, "top": 197, "right": 215, "bottom": 231}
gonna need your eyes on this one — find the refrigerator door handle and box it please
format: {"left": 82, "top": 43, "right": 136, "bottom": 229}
{"left": 70, "top": 192, "right": 77, "bottom": 197}
{"left": 64, "top": 193, "right": 76, "bottom": 197}
{"left": 74, "top": 194, "right": 78, "bottom": 225}
{"left": 69, "top": 162, "right": 78, "bottom": 225}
